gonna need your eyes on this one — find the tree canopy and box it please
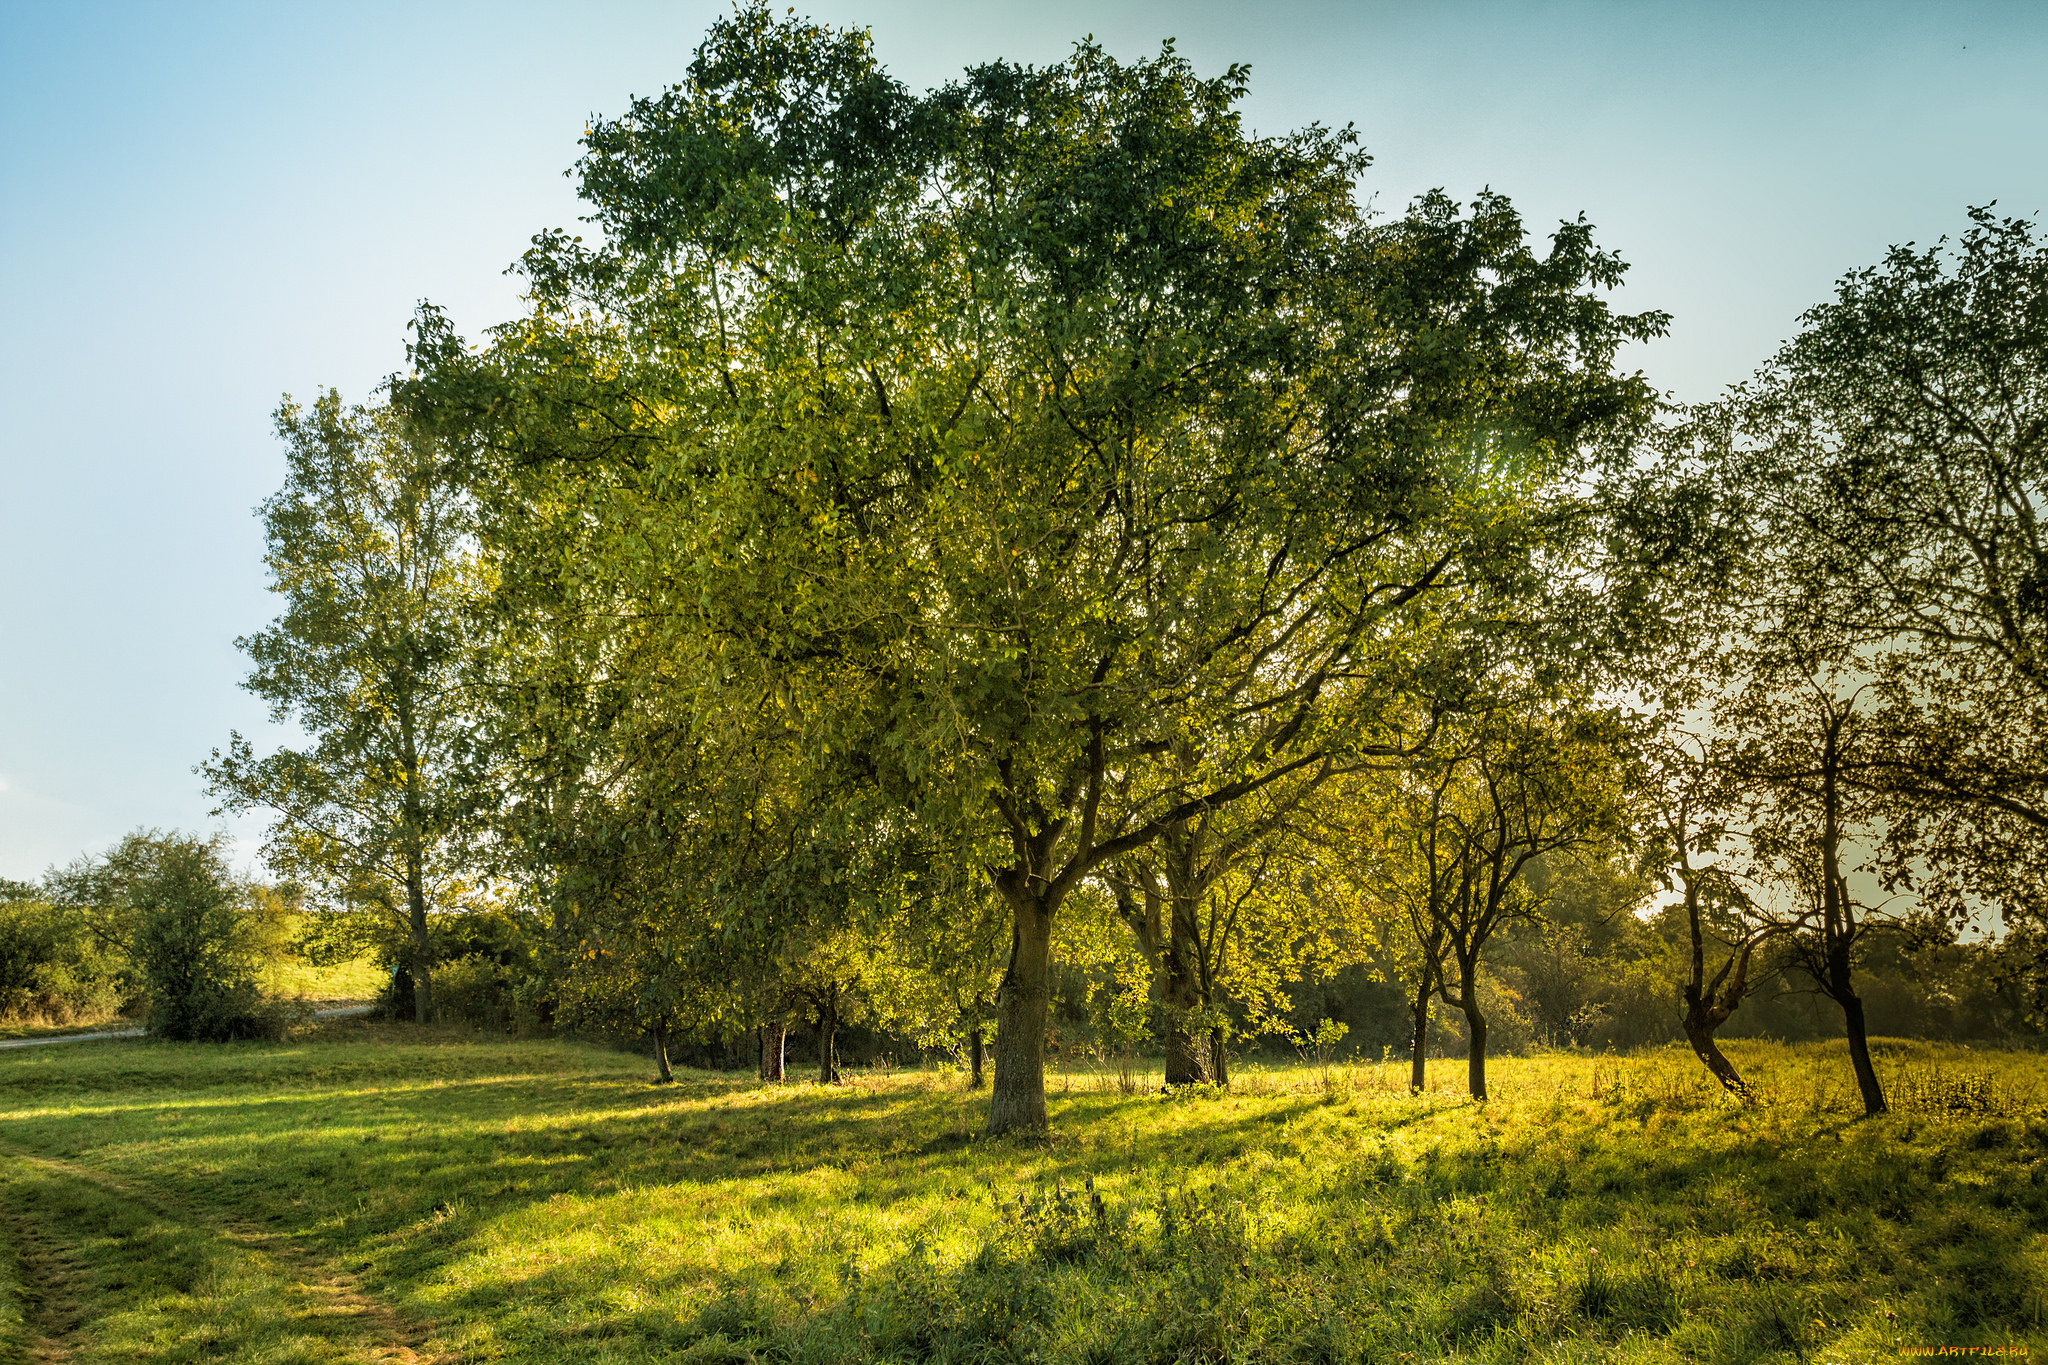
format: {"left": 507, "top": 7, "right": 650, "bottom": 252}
{"left": 399, "top": 6, "right": 1665, "bottom": 1131}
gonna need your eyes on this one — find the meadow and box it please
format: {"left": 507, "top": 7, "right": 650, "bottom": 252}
{"left": 0, "top": 1023, "right": 2040, "bottom": 1364}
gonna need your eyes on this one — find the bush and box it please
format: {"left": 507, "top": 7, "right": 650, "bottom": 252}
{"left": 1476, "top": 973, "right": 1538, "bottom": 1057}
{"left": 51, "top": 831, "right": 298, "bottom": 1041}
{"left": 376, "top": 910, "right": 553, "bottom": 1030}
{"left": 0, "top": 888, "right": 129, "bottom": 1024}
{"left": 437, "top": 953, "right": 519, "bottom": 1031}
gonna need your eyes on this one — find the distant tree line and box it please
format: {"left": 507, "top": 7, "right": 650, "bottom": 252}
{"left": 8, "top": 7, "right": 2032, "bottom": 1127}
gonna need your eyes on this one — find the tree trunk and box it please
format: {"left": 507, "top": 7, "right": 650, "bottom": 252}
{"left": 759, "top": 1022, "right": 786, "bottom": 1081}
{"left": 1408, "top": 967, "right": 1434, "bottom": 1093}
{"left": 1682, "top": 1012, "right": 1748, "bottom": 1099}
{"left": 1210, "top": 1024, "right": 1229, "bottom": 1087}
{"left": 1840, "top": 991, "right": 1888, "bottom": 1116}
{"left": 817, "top": 998, "right": 838, "bottom": 1084}
{"left": 1161, "top": 894, "right": 1212, "bottom": 1086}
{"left": 406, "top": 855, "right": 432, "bottom": 1025}
{"left": 1161, "top": 1018, "right": 1210, "bottom": 1087}
{"left": 1816, "top": 717, "right": 1887, "bottom": 1117}
{"left": 968, "top": 1026, "right": 985, "bottom": 1089}
{"left": 988, "top": 901, "right": 1053, "bottom": 1135}
{"left": 1461, "top": 980, "right": 1489, "bottom": 1100}
{"left": 652, "top": 1019, "right": 674, "bottom": 1084}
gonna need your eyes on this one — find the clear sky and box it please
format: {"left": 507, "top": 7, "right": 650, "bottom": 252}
{"left": 2, "top": 0, "right": 2044, "bottom": 881}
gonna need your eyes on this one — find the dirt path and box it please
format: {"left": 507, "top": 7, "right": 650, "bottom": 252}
{"left": 0, "top": 1144, "right": 449, "bottom": 1363}
{"left": 0, "top": 1004, "right": 374, "bottom": 1051}
{"left": 1, "top": 1195, "right": 86, "bottom": 1363}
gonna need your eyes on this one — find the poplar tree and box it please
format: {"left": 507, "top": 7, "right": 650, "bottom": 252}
{"left": 204, "top": 394, "right": 478, "bottom": 1023}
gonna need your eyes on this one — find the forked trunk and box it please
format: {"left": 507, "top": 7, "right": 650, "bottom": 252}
{"left": 988, "top": 902, "right": 1053, "bottom": 1135}
{"left": 1679, "top": 868, "right": 1757, "bottom": 1101}
{"left": 968, "top": 1026, "right": 985, "bottom": 1089}
{"left": 759, "top": 1022, "right": 786, "bottom": 1082}
{"left": 1682, "top": 1012, "right": 1748, "bottom": 1099}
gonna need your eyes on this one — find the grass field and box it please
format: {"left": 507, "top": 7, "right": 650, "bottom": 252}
{"left": 0, "top": 1026, "right": 2040, "bottom": 1364}
{"left": 259, "top": 952, "right": 387, "bottom": 1004}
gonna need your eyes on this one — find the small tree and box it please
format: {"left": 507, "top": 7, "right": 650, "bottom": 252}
{"left": 1302, "top": 1016, "right": 1350, "bottom": 1091}
{"left": 1725, "top": 666, "right": 1898, "bottom": 1116}
{"left": 49, "top": 831, "right": 291, "bottom": 1041}
{"left": 1639, "top": 731, "right": 1775, "bottom": 1099}
{"left": 1368, "top": 758, "right": 1467, "bottom": 1093}
{"left": 1093, "top": 976, "right": 1154, "bottom": 1095}
{"left": 1384, "top": 708, "right": 1628, "bottom": 1099}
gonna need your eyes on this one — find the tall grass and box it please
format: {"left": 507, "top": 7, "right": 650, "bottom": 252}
{"left": 0, "top": 1027, "right": 2040, "bottom": 1362}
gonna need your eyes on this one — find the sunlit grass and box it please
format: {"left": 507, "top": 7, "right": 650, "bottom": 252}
{"left": 0, "top": 1025, "right": 2041, "bottom": 1362}
{"left": 259, "top": 951, "right": 385, "bottom": 1002}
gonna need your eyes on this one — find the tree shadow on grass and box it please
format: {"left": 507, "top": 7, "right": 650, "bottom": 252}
{"left": 8, "top": 1040, "right": 2044, "bottom": 1362}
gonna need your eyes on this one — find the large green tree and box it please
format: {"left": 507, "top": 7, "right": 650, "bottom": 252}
{"left": 403, "top": 8, "right": 1662, "bottom": 1132}
{"left": 204, "top": 394, "right": 478, "bottom": 1023}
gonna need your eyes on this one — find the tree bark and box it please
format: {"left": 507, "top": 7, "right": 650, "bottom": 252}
{"left": 1209, "top": 1023, "right": 1229, "bottom": 1087}
{"left": 968, "top": 1026, "right": 985, "bottom": 1089}
{"left": 817, "top": 996, "right": 839, "bottom": 1084}
{"left": 652, "top": 1019, "right": 674, "bottom": 1083}
{"left": 1457, "top": 964, "right": 1489, "bottom": 1100}
{"left": 759, "top": 1022, "right": 786, "bottom": 1081}
{"left": 1408, "top": 964, "right": 1435, "bottom": 1093}
{"left": 1464, "top": 1005, "right": 1488, "bottom": 1099}
{"left": 1818, "top": 713, "right": 1887, "bottom": 1117}
{"left": 1841, "top": 990, "right": 1888, "bottom": 1116}
{"left": 1161, "top": 892, "right": 1212, "bottom": 1085}
{"left": 406, "top": 853, "right": 432, "bottom": 1025}
{"left": 1682, "top": 1014, "right": 1747, "bottom": 1098}
{"left": 988, "top": 900, "right": 1054, "bottom": 1135}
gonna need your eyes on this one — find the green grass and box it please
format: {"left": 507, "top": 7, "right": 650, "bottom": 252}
{"left": 259, "top": 952, "right": 386, "bottom": 1002}
{"left": 0, "top": 1027, "right": 2041, "bottom": 1363}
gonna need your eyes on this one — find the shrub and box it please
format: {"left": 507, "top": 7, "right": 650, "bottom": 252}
{"left": 0, "top": 888, "right": 128, "bottom": 1024}
{"left": 437, "top": 953, "right": 519, "bottom": 1031}
{"left": 50, "top": 831, "right": 298, "bottom": 1041}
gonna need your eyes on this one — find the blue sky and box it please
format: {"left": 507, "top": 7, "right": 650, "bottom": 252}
{"left": 2, "top": 0, "right": 2044, "bottom": 880}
